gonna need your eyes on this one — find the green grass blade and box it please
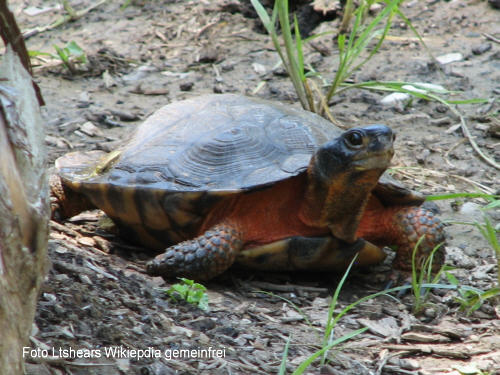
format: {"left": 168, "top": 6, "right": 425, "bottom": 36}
{"left": 322, "top": 256, "right": 357, "bottom": 356}
{"left": 279, "top": 335, "right": 291, "bottom": 375}
{"left": 294, "top": 14, "right": 305, "bottom": 80}
{"left": 250, "top": 0, "right": 273, "bottom": 33}
{"left": 277, "top": 0, "right": 308, "bottom": 107}
{"left": 293, "top": 327, "right": 368, "bottom": 374}
{"left": 426, "top": 193, "right": 498, "bottom": 201}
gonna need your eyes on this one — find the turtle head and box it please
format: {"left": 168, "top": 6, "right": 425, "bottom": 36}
{"left": 300, "top": 125, "right": 395, "bottom": 242}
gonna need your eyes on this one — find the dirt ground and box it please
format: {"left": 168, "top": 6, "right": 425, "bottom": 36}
{"left": 4, "top": 0, "right": 500, "bottom": 374}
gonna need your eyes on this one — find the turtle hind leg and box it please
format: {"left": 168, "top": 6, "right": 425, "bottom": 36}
{"left": 391, "top": 206, "right": 445, "bottom": 272}
{"left": 50, "top": 175, "right": 95, "bottom": 220}
{"left": 146, "top": 222, "right": 243, "bottom": 281}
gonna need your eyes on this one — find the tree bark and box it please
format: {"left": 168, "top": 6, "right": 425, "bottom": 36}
{"left": 0, "top": 46, "right": 49, "bottom": 375}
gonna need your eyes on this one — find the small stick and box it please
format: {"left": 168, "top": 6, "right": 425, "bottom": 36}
{"left": 23, "top": 0, "right": 109, "bottom": 39}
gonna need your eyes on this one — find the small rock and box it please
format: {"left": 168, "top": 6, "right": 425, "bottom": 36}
{"left": 436, "top": 52, "right": 463, "bottom": 65}
{"left": 179, "top": 81, "right": 194, "bottom": 91}
{"left": 79, "top": 122, "right": 103, "bottom": 137}
{"left": 369, "top": 2, "right": 383, "bottom": 13}
{"left": 446, "top": 247, "right": 476, "bottom": 269}
{"left": 472, "top": 43, "right": 492, "bottom": 55}
{"left": 198, "top": 45, "right": 219, "bottom": 63}
{"left": 380, "top": 92, "right": 411, "bottom": 107}
{"left": 416, "top": 149, "right": 431, "bottom": 164}
{"left": 252, "top": 62, "right": 266, "bottom": 75}
{"left": 435, "top": 104, "right": 448, "bottom": 113}
{"left": 272, "top": 66, "right": 288, "bottom": 77}
{"left": 459, "top": 202, "right": 483, "bottom": 220}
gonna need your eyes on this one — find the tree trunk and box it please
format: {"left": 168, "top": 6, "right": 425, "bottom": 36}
{"left": 0, "top": 46, "right": 49, "bottom": 375}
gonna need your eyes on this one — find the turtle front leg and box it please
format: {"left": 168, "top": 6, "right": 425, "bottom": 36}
{"left": 146, "top": 222, "right": 243, "bottom": 281}
{"left": 390, "top": 206, "right": 445, "bottom": 272}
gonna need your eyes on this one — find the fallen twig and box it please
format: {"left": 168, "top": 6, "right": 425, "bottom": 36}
{"left": 23, "top": 0, "right": 109, "bottom": 39}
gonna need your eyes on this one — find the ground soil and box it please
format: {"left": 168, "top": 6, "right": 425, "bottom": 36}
{"left": 4, "top": 0, "right": 500, "bottom": 374}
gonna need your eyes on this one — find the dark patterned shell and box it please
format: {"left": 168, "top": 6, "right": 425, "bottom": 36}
{"left": 79, "top": 94, "right": 343, "bottom": 191}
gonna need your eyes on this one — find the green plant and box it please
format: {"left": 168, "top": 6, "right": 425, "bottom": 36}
{"left": 53, "top": 41, "right": 87, "bottom": 73}
{"left": 166, "top": 278, "right": 209, "bottom": 311}
{"left": 446, "top": 272, "right": 499, "bottom": 315}
{"left": 251, "top": 0, "right": 405, "bottom": 118}
{"left": 410, "top": 237, "right": 446, "bottom": 314}
{"left": 427, "top": 192, "right": 500, "bottom": 311}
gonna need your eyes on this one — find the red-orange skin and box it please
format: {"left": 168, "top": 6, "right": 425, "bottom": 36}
{"left": 200, "top": 173, "right": 401, "bottom": 249}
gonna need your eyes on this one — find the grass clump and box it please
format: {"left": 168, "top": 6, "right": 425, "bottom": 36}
{"left": 251, "top": 0, "right": 409, "bottom": 118}
{"left": 429, "top": 192, "right": 500, "bottom": 312}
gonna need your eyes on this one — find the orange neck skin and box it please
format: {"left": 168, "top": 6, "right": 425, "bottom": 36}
{"left": 200, "top": 174, "right": 401, "bottom": 249}
{"left": 355, "top": 195, "right": 402, "bottom": 247}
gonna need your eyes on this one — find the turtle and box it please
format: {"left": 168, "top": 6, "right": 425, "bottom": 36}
{"left": 51, "top": 94, "right": 445, "bottom": 281}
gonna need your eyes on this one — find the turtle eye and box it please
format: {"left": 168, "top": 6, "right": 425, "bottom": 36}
{"left": 345, "top": 131, "right": 364, "bottom": 148}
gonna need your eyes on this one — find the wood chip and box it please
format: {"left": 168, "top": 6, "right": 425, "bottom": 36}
{"left": 402, "top": 332, "right": 451, "bottom": 343}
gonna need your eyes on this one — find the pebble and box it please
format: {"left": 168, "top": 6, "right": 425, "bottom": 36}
{"left": 179, "top": 81, "right": 194, "bottom": 91}
{"left": 198, "top": 45, "right": 219, "bottom": 63}
{"left": 416, "top": 149, "right": 431, "bottom": 164}
{"left": 78, "top": 122, "right": 103, "bottom": 137}
{"left": 447, "top": 247, "right": 476, "bottom": 269}
{"left": 459, "top": 202, "right": 483, "bottom": 220}
{"left": 252, "top": 62, "right": 266, "bottom": 75}
{"left": 380, "top": 92, "right": 411, "bottom": 107}
{"left": 436, "top": 52, "right": 463, "bottom": 65}
{"left": 472, "top": 43, "right": 492, "bottom": 55}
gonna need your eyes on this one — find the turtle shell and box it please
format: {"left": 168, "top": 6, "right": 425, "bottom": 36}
{"left": 63, "top": 94, "right": 343, "bottom": 191}
{"left": 56, "top": 94, "right": 421, "bottom": 249}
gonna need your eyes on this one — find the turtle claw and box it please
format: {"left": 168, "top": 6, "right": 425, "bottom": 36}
{"left": 146, "top": 223, "right": 243, "bottom": 281}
